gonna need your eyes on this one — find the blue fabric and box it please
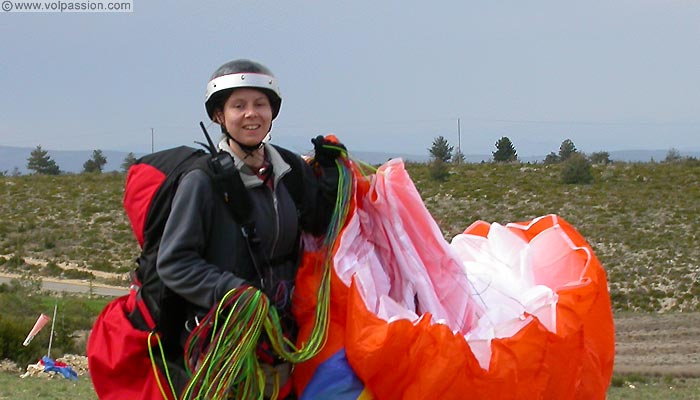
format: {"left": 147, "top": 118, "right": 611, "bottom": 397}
{"left": 301, "top": 349, "right": 364, "bottom": 400}
{"left": 42, "top": 356, "right": 78, "bottom": 380}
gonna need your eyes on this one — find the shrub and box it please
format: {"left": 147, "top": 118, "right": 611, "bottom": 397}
{"left": 0, "top": 314, "right": 45, "bottom": 366}
{"left": 42, "top": 261, "right": 63, "bottom": 277}
{"left": 543, "top": 152, "right": 559, "bottom": 165}
{"left": 5, "top": 254, "right": 26, "bottom": 271}
{"left": 0, "top": 280, "right": 48, "bottom": 365}
{"left": 590, "top": 151, "right": 611, "bottom": 165}
{"left": 62, "top": 269, "right": 95, "bottom": 280}
{"left": 683, "top": 157, "right": 700, "bottom": 167}
{"left": 664, "top": 148, "right": 682, "bottom": 163}
{"left": 91, "top": 258, "right": 115, "bottom": 272}
{"left": 43, "top": 237, "right": 56, "bottom": 250}
{"left": 0, "top": 283, "right": 110, "bottom": 365}
{"left": 561, "top": 153, "right": 593, "bottom": 184}
{"left": 429, "top": 159, "right": 450, "bottom": 181}
{"left": 610, "top": 374, "right": 625, "bottom": 388}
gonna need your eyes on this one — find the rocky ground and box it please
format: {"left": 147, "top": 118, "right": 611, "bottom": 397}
{"left": 0, "top": 355, "right": 89, "bottom": 378}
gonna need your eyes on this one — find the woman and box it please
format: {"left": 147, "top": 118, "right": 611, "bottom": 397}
{"left": 156, "top": 59, "right": 344, "bottom": 398}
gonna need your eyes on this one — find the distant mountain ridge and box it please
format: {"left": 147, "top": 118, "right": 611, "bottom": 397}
{"left": 1, "top": 145, "right": 698, "bottom": 174}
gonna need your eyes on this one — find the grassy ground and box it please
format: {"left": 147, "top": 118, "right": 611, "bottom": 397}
{"left": 608, "top": 377, "right": 700, "bottom": 399}
{"left": 0, "top": 372, "right": 97, "bottom": 400}
{"left": 2, "top": 372, "right": 699, "bottom": 399}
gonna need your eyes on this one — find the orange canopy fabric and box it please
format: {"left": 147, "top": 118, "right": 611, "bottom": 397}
{"left": 293, "top": 159, "right": 614, "bottom": 400}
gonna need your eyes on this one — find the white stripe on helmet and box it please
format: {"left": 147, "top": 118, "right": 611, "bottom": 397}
{"left": 205, "top": 72, "right": 280, "bottom": 101}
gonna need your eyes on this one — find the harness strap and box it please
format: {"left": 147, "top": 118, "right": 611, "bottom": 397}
{"left": 209, "top": 150, "right": 299, "bottom": 293}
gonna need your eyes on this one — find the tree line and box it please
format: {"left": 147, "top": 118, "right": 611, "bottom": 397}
{"left": 5, "top": 145, "right": 138, "bottom": 175}
{"left": 428, "top": 136, "right": 610, "bottom": 165}
{"left": 427, "top": 135, "right": 694, "bottom": 183}
{"left": 4, "top": 140, "right": 693, "bottom": 177}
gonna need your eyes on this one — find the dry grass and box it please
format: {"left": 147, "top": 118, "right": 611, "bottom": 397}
{"left": 2, "top": 160, "right": 699, "bottom": 312}
{"left": 0, "top": 172, "right": 137, "bottom": 285}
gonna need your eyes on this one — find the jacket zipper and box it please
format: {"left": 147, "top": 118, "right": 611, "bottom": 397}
{"left": 269, "top": 162, "right": 290, "bottom": 259}
{"left": 269, "top": 185, "right": 280, "bottom": 258}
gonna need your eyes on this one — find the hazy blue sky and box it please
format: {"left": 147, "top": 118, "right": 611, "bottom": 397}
{"left": 1, "top": 0, "right": 699, "bottom": 157}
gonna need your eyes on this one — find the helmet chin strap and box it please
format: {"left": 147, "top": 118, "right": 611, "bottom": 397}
{"left": 221, "top": 126, "right": 270, "bottom": 157}
{"left": 217, "top": 114, "right": 272, "bottom": 157}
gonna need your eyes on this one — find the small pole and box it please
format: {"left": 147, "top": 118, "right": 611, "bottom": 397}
{"left": 151, "top": 128, "right": 155, "bottom": 153}
{"left": 457, "top": 118, "right": 462, "bottom": 164}
{"left": 47, "top": 302, "right": 57, "bottom": 358}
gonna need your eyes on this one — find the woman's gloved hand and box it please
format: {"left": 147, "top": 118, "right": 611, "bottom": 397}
{"left": 311, "top": 135, "right": 347, "bottom": 167}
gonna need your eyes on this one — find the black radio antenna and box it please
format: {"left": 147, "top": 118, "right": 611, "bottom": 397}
{"left": 198, "top": 121, "right": 218, "bottom": 155}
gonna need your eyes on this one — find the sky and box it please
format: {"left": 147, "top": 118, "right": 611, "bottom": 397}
{"left": 1, "top": 0, "right": 699, "bottom": 158}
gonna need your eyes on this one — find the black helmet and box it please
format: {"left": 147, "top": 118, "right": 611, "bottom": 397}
{"left": 204, "top": 59, "right": 282, "bottom": 121}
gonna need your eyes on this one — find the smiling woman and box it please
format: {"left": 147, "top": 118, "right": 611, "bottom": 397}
{"left": 87, "top": 58, "right": 349, "bottom": 400}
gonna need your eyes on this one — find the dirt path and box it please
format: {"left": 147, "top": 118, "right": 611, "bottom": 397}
{"left": 0, "top": 273, "right": 128, "bottom": 297}
{"left": 0, "top": 254, "right": 127, "bottom": 281}
{"left": 614, "top": 312, "right": 700, "bottom": 376}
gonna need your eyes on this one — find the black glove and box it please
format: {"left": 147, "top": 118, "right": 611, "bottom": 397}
{"left": 311, "top": 135, "right": 346, "bottom": 167}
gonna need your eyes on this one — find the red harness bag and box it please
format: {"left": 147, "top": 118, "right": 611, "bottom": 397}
{"left": 88, "top": 146, "right": 205, "bottom": 399}
{"left": 87, "top": 288, "right": 176, "bottom": 400}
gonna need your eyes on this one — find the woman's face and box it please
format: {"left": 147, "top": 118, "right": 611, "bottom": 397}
{"left": 216, "top": 88, "right": 273, "bottom": 147}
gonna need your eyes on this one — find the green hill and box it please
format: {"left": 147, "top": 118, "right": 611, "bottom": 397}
{"left": 1, "top": 160, "right": 698, "bottom": 312}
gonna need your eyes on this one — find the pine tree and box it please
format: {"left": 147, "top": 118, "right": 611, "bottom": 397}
{"left": 559, "top": 139, "right": 578, "bottom": 162}
{"left": 26, "top": 145, "right": 60, "bottom": 175}
{"left": 428, "top": 136, "right": 453, "bottom": 163}
{"left": 121, "top": 152, "right": 137, "bottom": 172}
{"left": 492, "top": 137, "right": 518, "bottom": 162}
{"left": 83, "top": 149, "right": 107, "bottom": 173}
